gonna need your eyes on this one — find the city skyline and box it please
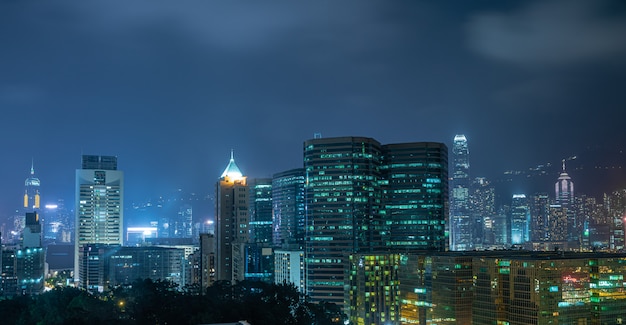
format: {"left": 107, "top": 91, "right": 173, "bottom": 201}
{"left": 1, "top": 1, "right": 626, "bottom": 218}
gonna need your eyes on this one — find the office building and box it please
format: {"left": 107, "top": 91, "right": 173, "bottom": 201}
{"left": 450, "top": 134, "right": 471, "bottom": 251}
{"left": 75, "top": 155, "right": 124, "bottom": 286}
{"left": 215, "top": 151, "right": 249, "bottom": 283}
{"left": 470, "top": 177, "right": 496, "bottom": 248}
{"left": 304, "top": 136, "right": 448, "bottom": 309}
{"left": 304, "top": 136, "right": 383, "bottom": 307}
{"left": 249, "top": 178, "right": 272, "bottom": 244}
{"left": 349, "top": 253, "right": 401, "bottom": 325}
{"left": 556, "top": 160, "right": 579, "bottom": 245}
{"left": 381, "top": 142, "right": 448, "bottom": 251}
{"left": 530, "top": 193, "right": 550, "bottom": 242}
{"left": 272, "top": 168, "right": 305, "bottom": 248}
{"left": 78, "top": 244, "right": 184, "bottom": 292}
{"left": 23, "top": 161, "right": 41, "bottom": 212}
{"left": 274, "top": 249, "right": 305, "bottom": 293}
{"left": 510, "top": 194, "right": 530, "bottom": 245}
{"left": 348, "top": 250, "right": 626, "bottom": 324}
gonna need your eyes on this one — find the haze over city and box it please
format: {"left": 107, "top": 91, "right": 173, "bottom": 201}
{"left": 2, "top": 0, "right": 626, "bottom": 220}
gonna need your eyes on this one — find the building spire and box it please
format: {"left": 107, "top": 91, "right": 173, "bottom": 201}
{"left": 221, "top": 150, "right": 243, "bottom": 179}
{"left": 562, "top": 159, "right": 566, "bottom": 172}
{"left": 31, "top": 158, "right": 35, "bottom": 175}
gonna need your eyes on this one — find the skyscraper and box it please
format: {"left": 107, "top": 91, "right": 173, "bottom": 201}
{"left": 450, "top": 134, "right": 471, "bottom": 250}
{"left": 381, "top": 142, "right": 448, "bottom": 251}
{"left": 510, "top": 194, "right": 530, "bottom": 245}
{"left": 471, "top": 177, "right": 496, "bottom": 247}
{"left": 304, "top": 137, "right": 383, "bottom": 306}
{"left": 304, "top": 136, "right": 449, "bottom": 309}
{"left": 23, "top": 161, "right": 41, "bottom": 212}
{"left": 555, "top": 160, "right": 578, "bottom": 244}
{"left": 272, "top": 168, "right": 305, "bottom": 248}
{"left": 249, "top": 178, "right": 273, "bottom": 244}
{"left": 74, "top": 155, "right": 123, "bottom": 287}
{"left": 215, "top": 151, "right": 249, "bottom": 283}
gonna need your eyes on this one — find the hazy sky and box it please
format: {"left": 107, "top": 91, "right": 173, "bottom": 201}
{"left": 1, "top": 1, "right": 626, "bottom": 217}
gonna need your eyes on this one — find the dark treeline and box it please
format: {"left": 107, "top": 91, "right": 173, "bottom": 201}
{"left": 0, "top": 280, "right": 345, "bottom": 325}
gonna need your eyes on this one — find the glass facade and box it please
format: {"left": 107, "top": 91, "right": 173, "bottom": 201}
{"left": 350, "top": 251, "right": 626, "bottom": 324}
{"left": 304, "top": 137, "right": 383, "bottom": 307}
{"left": 381, "top": 142, "right": 448, "bottom": 251}
{"left": 451, "top": 134, "right": 471, "bottom": 251}
{"left": 272, "top": 168, "right": 306, "bottom": 248}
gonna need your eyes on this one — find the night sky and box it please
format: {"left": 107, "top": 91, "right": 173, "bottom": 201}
{"left": 1, "top": 1, "right": 626, "bottom": 220}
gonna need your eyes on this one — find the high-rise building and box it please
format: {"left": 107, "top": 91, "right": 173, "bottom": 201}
{"left": 246, "top": 178, "right": 274, "bottom": 283}
{"left": 74, "top": 155, "right": 124, "bottom": 286}
{"left": 304, "top": 136, "right": 383, "bottom": 307}
{"left": 555, "top": 160, "right": 579, "bottom": 245}
{"left": 450, "top": 134, "right": 471, "bottom": 251}
{"left": 23, "top": 161, "right": 41, "bottom": 213}
{"left": 215, "top": 151, "right": 249, "bottom": 283}
{"left": 470, "top": 177, "right": 496, "bottom": 248}
{"left": 510, "top": 194, "right": 530, "bottom": 245}
{"left": 16, "top": 212, "right": 45, "bottom": 295}
{"left": 530, "top": 193, "right": 550, "bottom": 242}
{"left": 272, "top": 168, "right": 305, "bottom": 248}
{"left": 249, "top": 178, "right": 273, "bottom": 244}
{"left": 381, "top": 142, "right": 448, "bottom": 251}
{"left": 304, "top": 136, "right": 448, "bottom": 309}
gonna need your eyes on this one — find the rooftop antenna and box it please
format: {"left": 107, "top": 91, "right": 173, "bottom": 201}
{"left": 314, "top": 132, "right": 322, "bottom": 139}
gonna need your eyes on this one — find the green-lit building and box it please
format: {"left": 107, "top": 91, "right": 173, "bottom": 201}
{"left": 304, "top": 137, "right": 384, "bottom": 307}
{"left": 304, "top": 136, "right": 449, "bottom": 310}
{"left": 349, "top": 251, "right": 626, "bottom": 324}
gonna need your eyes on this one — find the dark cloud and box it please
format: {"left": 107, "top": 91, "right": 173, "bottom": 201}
{"left": 0, "top": 1, "right": 625, "bottom": 218}
{"left": 467, "top": 0, "right": 626, "bottom": 65}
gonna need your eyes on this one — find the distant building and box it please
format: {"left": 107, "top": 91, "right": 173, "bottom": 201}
{"left": 78, "top": 244, "right": 185, "bottom": 292}
{"left": 15, "top": 212, "right": 45, "bottom": 295}
{"left": 215, "top": 151, "right": 249, "bottom": 283}
{"left": 450, "top": 134, "right": 471, "bottom": 251}
{"left": 556, "top": 160, "right": 578, "bottom": 245}
{"left": 510, "top": 194, "right": 530, "bottom": 245}
{"left": 23, "top": 161, "right": 41, "bottom": 213}
{"left": 75, "top": 155, "right": 124, "bottom": 287}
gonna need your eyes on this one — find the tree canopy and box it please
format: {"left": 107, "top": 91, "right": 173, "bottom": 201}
{"left": 0, "top": 280, "right": 346, "bottom": 325}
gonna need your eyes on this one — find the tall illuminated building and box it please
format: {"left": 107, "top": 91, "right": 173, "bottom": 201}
{"left": 510, "top": 194, "right": 530, "bottom": 245}
{"left": 74, "top": 155, "right": 123, "bottom": 286}
{"left": 215, "top": 151, "right": 249, "bottom": 283}
{"left": 471, "top": 177, "right": 496, "bottom": 248}
{"left": 23, "top": 161, "right": 41, "bottom": 212}
{"left": 530, "top": 193, "right": 550, "bottom": 242}
{"left": 450, "top": 134, "right": 471, "bottom": 250}
{"left": 249, "top": 178, "right": 272, "bottom": 244}
{"left": 304, "top": 136, "right": 448, "bottom": 309}
{"left": 381, "top": 142, "right": 448, "bottom": 251}
{"left": 304, "top": 137, "right": 383, "bottom": 307}
{"left": 555, "top": 160, "right": 579, "bottom": 244}
{"left": 272, "top": 168, "right": 306, "bottom": 248}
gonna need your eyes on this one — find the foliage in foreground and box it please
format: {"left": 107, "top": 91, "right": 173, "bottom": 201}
{"left": 0, "top": 279, "right": 345, "bottom": 325}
